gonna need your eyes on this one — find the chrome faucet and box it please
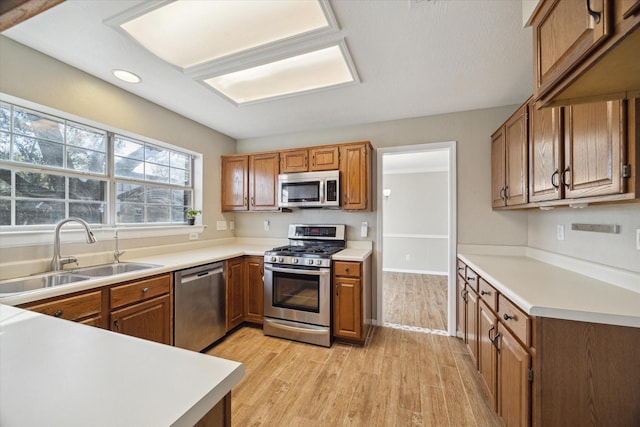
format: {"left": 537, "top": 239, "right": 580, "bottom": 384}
{"left": 50, "top": 217, "right": 97, "bottom": 271}
{"left": 113, "top": 230, "right": 125, "bottom": 263}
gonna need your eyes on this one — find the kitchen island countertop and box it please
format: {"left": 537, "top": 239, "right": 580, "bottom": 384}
{"left": 0, "top": 304, "right": 244, "bottom": 427}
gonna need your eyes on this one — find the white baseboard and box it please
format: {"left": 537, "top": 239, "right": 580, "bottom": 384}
{"left": 382, "top": 268, "right": 447, "bottom": 276}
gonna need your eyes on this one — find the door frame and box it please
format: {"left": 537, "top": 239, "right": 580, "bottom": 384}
{"left": 375, "top": 141, "right": 457, "bottom": 335}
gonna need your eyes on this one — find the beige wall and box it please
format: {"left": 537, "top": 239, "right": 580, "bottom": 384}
{"left": 0, "top": 36, "right": 236, "bottom": 263}
{"left": 237, "top": 104, "right": 529, "bottom": 248}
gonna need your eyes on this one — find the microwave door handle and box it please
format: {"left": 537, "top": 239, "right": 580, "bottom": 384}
{"left": 320, "top": 180, "right": 325, "bottom": 203}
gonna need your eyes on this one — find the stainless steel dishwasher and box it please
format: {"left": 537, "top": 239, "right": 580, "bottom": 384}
{"left": 174, "top": 261, "right": 226, "bottom": 352}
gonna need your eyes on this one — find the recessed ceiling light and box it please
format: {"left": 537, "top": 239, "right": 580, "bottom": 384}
{"left": 112, "top": 69, "right": 142, "bottom": 83}
{"left": 118, "top": 0, "right": 332, "bottom": 69}
{"left": 203, "top": 45, "right": 356, "bottom": 104}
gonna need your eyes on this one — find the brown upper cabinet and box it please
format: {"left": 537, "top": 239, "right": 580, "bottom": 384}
{"left": 221, "top": 152, "right": 280, "bottom": 212}
{"left": 531, "top": 0, "right": 640, "bottom": 106}
{"left": 280, "top": 146, "right": 340, "bottom": 173}
{"left": 223, "top": 141, "right": 372, "bottom": 212}
{"left": 496, "top": 97, "right": 638, "bottom": 209}
{"left": 340, "top": 142, "right": 372, "bottom": 211}
{"left": 492, "top": 102, "right": 529, "bottom": 208}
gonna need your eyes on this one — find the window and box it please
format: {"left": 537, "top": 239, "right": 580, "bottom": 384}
{"left": 0, "top": 101, "right": 196, "bottom": 227}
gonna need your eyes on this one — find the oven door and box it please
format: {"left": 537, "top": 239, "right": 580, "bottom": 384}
{"left": 264, "top": 263, "right": 331, "bottom": 327}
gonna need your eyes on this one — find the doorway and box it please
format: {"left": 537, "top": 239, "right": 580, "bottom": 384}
{"left": 376, "top": 142, "right": 457, "bottom": 335}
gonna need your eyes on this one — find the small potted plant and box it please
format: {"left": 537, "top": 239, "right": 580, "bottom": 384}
{"left": 186, "top": 209, "right": 201, "bottom": 225}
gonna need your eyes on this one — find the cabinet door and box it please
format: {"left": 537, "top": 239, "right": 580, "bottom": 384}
{"left": 340, "top": 143, "right": 370, "bottom": 210}
{"left": 491, "top": 128, "right": 506, "bottom": 208}
{"left": 505, "top": 103, "right": 529, "bottom": 206}
{"left": 249, "top": 152, "right": 279, "bottom": 211}
{"left": 310, "top": 145, "right": 339, "bottom": 171}
{"left": 529, "top": 103, "right": 563, "bottom": 202}
{"left": 456, "top": 274, "right": 466, "bottom": 339}
{"left": 111, "top": 295, "right": 171, "bottom": 345}
{"left": 244, "top": 256, "right": 264, "bottom": 323}
{"left": 226, "top": 258, "right": 244, "bottom": 331}
{"left": 498, "top": 324, "right": 531, "bottom": 427}
{"left": 478, "top": 300, "right": 498, "bottom": 411}
{"left": 563, "top": 99, "right": 625, "bottom": 198}
{"left": 281, "top": 149, "right": 308, "bottom": 173}
{"left": 533, "top": 0, "right": 611, "bottom": 99}
{"left": 465, "top": 287, "right": 479, "bottom": 367}
{"left": 221, "top": 155, "right": 249, "bottom": 211}
{"left": 333, "top": 277, "right": 361, "bottom": 340}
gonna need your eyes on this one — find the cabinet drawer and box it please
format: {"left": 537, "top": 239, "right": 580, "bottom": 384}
{"left": 478, "top": 278, "right": 498, "bottom": 312}
{"left": 457, "top": 259, "right": 466, "bottom": 277}
{"left": 333, "top": 261, "right": 361, "bottom": 278}
{"left": 110, "top": 274, "right": 170, "bottom": 309}
{"left": 498, "top": 295, "right": 530, "bottom": 346}
{"left": 465, "top": 267, "right": 479, "bottom": 292}
{"left": 26, "top": 290, "right": 102, "bottom": 322}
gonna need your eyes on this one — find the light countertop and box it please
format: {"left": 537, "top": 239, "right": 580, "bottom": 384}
{"left": 0, "top": 238, "right": 373, "bottom": 306}
{"left": 458, "top": 252, "right": 640, "bottom": 328}
{"left": 0, "top": 304, "right": 244, "bottom": 427}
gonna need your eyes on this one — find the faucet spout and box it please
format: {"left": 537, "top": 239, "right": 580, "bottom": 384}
{"left": 50, "top": 217, "right": 97, "bottom": 271}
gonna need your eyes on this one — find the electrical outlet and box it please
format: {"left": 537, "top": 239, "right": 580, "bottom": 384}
{"left": 556, "top": 224, "right": 565, "bottom": 241}
{"left": 264, "top": 220, "right": 270, "bottom": 231}
{"left": 216, "top": 221, "right": 227, "bottom": 231}
{"left": 636, "top": 229, "right": 640, "bottom": 250}
{"left": 405, "top": 254, "right": 410, "bottom": 261}
{"left": 229, "top": 221, "right": 235, "bottom": 230}
{"left": 189, "top": 232, "right": 198, "bottom": 241}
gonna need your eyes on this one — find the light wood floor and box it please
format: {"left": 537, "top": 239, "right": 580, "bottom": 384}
{"left": 207, "top": 325, "right": 501, "bottom": 426}
{"left": 383, "top": 272, "right": 448, "bottom": 331}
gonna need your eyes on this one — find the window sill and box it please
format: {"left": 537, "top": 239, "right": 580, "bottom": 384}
{"left": 0, "top": 225, "right": 206, "bottom": 248}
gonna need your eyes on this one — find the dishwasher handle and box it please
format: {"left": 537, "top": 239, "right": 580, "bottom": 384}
{"left": 180, "top": 268, "right": 224, "bottom": 284}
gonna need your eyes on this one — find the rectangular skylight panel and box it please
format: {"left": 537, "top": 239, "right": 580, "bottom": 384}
{"left": 120, "top": 0, "right": 330, "bottom": 69}
{"left": 203, "top": 45, "right": 355, "bottom": 104}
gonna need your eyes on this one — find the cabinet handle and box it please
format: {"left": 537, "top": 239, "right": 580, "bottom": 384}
{"left": 488, "top": 325, "right": 495, "bottom": 341}
{"left": 586, "top": 0, "right": 601, "bottom": 24}
{"left": 504, "top": 185, "right": 510, "bottom": 200}
{"left": 492, "top": 332, "right": 501, "bottom": 352}
{"left": 142, "top": 287, "right": 149, "bottom": 293}
{"left": 113, "top": 320, "right": 119, "bottom": 331}
{"left": 457, "top": 266, "right": 464, "bottom": 271}
{"left": 480, "top": 290, "right": 489, "bottom": 296}
{"left": 503, "top": 313, "right": 513, "bottom": 321}
{"left": 467, "top": 276, "right": 475, "bottom": 282}
{"left": 54, "top": 310, "right": 63, "bottom": 318}
{"left": 335, "top": 284, "right": 339, "bottom": 296}
{"left": 345, "top": 267, "right": 350, "bottom": 273}
{"left": 251, "top": 196, "right": 255, "bottom": 206}
{"left": 499, "top": 187, "right": 505, "bottom": 200}
{"left": 551, "top": 170, "right": 560, "bottom": 189}
{"left": 561, "top": 166, "right": 571, "bottom": 189}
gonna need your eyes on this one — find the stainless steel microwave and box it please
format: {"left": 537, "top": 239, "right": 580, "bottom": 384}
{"left": 277, "top": 170, "right": 340, "bottom": 208}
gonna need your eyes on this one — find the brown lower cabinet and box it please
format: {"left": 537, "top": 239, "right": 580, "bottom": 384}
{"left": 459, "top": 257, "right": 640, "bottom": 427}
{"left": 21, "top": 289, "right": 105, "bottom": 327}
{"left": 226, "top": 257, "right": 244, "bottom": 331}
{"left": 333, "top": 257, "right": 372, "bottom": 344}
{"left": 110, "top": 294, "right": 171, "bottom": 345}
{"left": 243, "top": 256, "right": 264, "bottom": 324}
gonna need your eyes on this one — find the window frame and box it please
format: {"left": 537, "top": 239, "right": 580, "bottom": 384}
{"left": 0, "top": 94, "right": 203, "bottom": 246}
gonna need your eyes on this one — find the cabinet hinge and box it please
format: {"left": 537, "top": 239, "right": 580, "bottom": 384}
{"left": 528, "top": 368, "right": 533, "bottom": 382}
{"left": 621, "top": 164, "right": 631, "bottom": 179}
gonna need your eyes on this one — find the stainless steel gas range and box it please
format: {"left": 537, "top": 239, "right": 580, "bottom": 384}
{"left": 263, "top": 224, "right": 346, "bottom": 347}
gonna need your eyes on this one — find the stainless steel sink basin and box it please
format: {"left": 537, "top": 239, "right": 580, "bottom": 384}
{"left": 0, "top": 262, "right": 161, "bottom": 296}
{"left": 71, "top": 262, "right": 160, "bottom": 277}
{"left": 0, "top": 272, "right": 89, "bottom": 296}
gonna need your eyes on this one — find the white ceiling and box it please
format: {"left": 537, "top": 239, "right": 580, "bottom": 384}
{"left": 2, "top": 0, "right": 533, "bottom": 140}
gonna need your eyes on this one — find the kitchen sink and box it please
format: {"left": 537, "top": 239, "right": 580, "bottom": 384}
{"left": 0, "top": 272, "right": 90, "bottom": 296}
{"left": 71, "top": 262, "right": 161, "bottom": 277}
{"left": 0, "top": 262, "right": 161, "bottom": 296}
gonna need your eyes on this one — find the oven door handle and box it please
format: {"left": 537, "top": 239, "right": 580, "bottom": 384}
{"left": 264, "top": 265, "right": 329, "bottom": 276}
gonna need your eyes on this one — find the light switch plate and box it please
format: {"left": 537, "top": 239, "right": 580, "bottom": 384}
{"left": 189, "top": 232, "right": 198, "bottom": 240}
{"left": 360, "top": 221, "right": 368, "bottom": 238}
{"left": 216, "top": 221, "right": 227, "bottom": 231}
{"left": 636, "top": 228, "right": 640, "bottom": 250}
{"left": 264, "top": 220, "right": 270, "bottom": 231}
{"left": 556, "top": 224, "right": 565, "bottom": 241}
{"left": 229, "top": 221, "right": 235, "bottom": 230}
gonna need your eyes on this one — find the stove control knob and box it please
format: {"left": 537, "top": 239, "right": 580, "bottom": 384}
{"left": 278, "top": 257, "right": 284, "bottom": 263}
{"left": 293, "top": 258, "right": 299, "bottom": 264}
{"left": 307, "top": 259, "right": 314, "bottom": 265}
{"left": 316, "top": 259, "right": 323, "bottom": 266}
{"left": 270, "top": 256, "right": 277, "bottom": 262}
